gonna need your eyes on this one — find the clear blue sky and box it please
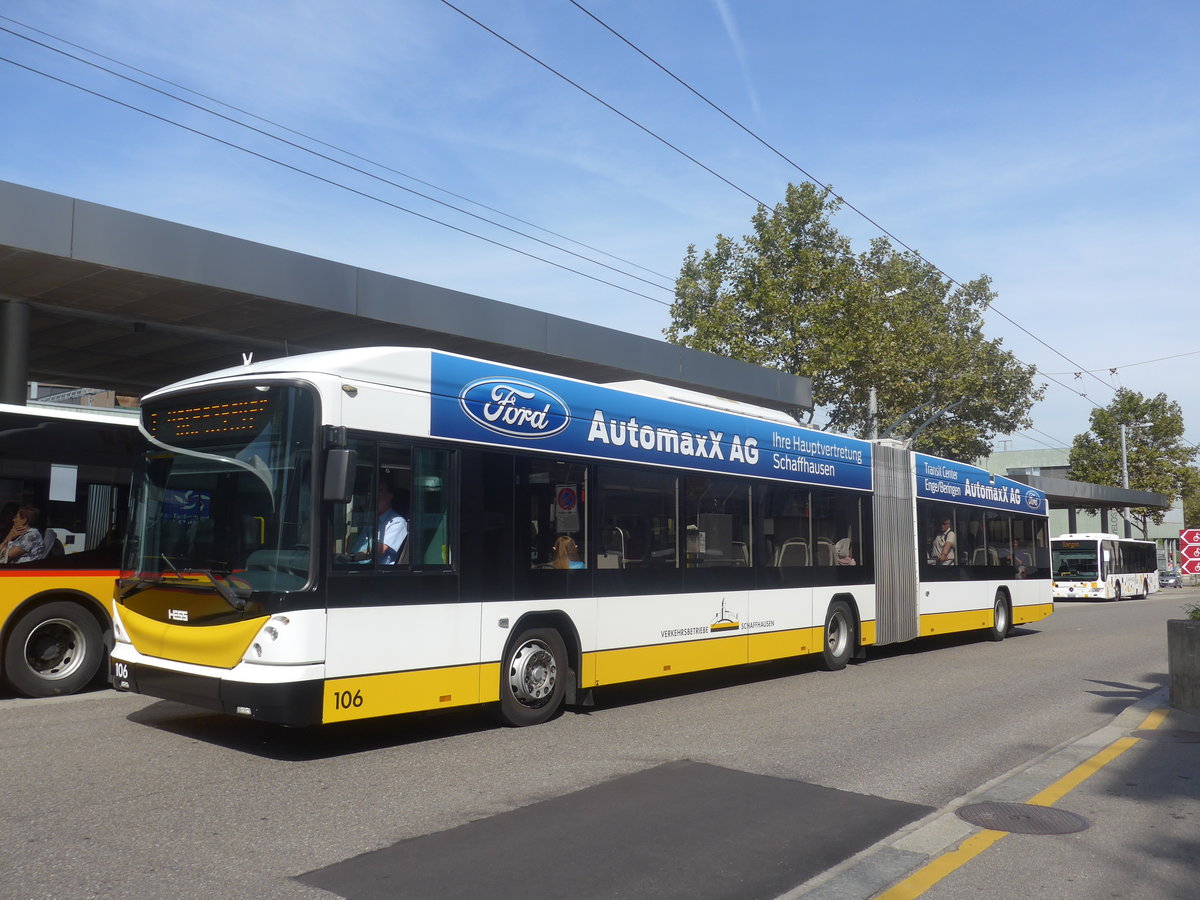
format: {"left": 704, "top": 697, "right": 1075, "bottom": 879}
{"left": 2, "top": 0, "right": 1197, "bottom": 455}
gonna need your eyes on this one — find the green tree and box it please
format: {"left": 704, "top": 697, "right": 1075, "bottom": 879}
{"left": 1067, "top": 388, "right": 1198, "bottom": 536}
{"left": 666, "top": 182, "right": 1043, "bottom": 460}
{"left": 1182, "top": 466, "right": 1200, "bottom": 528}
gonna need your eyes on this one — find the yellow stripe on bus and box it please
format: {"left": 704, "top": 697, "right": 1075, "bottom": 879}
{"left": 919, "top": 608, "right": 993, "bottom": 635}
{"left": 1, "top": 571, "right": 116, "bottom": 620}
{"left": 918, "top": 601, "right": 1053, "bottom": 636}
{"left": 118, "top": 603, "right": 267, "bottom": 669}
{"left": 323, "top": 662, "right": 500, "bottom": 723}
{"left": 1012, "top": 602, "right": 1053, "bottom": 625}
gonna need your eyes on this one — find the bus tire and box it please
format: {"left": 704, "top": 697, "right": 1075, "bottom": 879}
{"left": 987, "top": 592, "right": 1011, "bottom": 642}
{"left": 3, "top": 601, "right": 105, "bottom": 697}
{"left": 820, "top": 601, "right": 855, "bottom": 671}
{"left": 1112, "top": 583, "right": 1122, "bottom": 602}
{"left": 498, "top": 627, "right": 567, "bottom": 727}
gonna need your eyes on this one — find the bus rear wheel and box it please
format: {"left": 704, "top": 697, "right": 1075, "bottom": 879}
{"left": 820, "top": 601, "right": 855, "bottom": 671}
{"left": 3, "top": 601, "right": 105, "bottom": 697}
{"left": 987, "top": 592, "right": 1011, "bottom": 642}
{"left": 498, "top": 627, "right": 567, "bottom": 727}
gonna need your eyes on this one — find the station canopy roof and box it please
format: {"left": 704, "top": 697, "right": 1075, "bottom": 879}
{"left": 0, "top": 180, "right": 811, "bottom": 413}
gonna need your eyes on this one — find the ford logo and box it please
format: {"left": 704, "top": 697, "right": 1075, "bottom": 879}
{"left": 459, "top": 378, "right": 570, "bottom": 439}
{"left": 1025, "top": 489, "right": 1042, "bottom": 510}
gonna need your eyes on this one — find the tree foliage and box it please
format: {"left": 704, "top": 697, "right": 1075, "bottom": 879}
{"left": 1183, "top": 467, "right": 1200, "bottom": 528}
{"left": 1067, "top": 388, "right": 1198, "bottom": 536}
{"left": 666, "top": 182, "right": 1043, "bottom": 461}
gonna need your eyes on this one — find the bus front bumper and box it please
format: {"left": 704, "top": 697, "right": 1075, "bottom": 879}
{"left": 112, "top": 658, "right": 324, "bottom": 726}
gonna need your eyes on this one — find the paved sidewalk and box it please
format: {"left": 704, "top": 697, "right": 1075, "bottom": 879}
{"left": 786, "top": 687, "right": 1200, "bottom": 899}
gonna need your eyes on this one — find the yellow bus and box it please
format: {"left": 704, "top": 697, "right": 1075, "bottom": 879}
{"left": 1, "top": 402, "right": 139, "bottom": 696}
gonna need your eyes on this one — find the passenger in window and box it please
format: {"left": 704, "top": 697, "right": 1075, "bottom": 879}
{"left": 550, "top": 534, "right": 584, "bottom": 569}
{"left": 835, "top": 538, "right": 856, "bottom": 566}
{"left": 1, "top": 506, "right": 45, "bottom": 564}
{"left": 350, "top": 482, "right": 408, "bottom": 565}
{"left": 1010, "top": 538, "right": 1031, "bottom": 577}
{"left": 374, "top": 483, "right": 408, "bottom": 565}
{"left": 932, "top": 518, "right": 956, "bottom": 565}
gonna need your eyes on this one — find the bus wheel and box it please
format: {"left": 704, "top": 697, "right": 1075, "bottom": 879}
{"left": 820, "top": 601, "right": 854, "bottom": 671}
{"left": 3, "top": 602, "right": 104, "bottom": 697}
{"left": 1112, "top": 583, "right": 1122, "bottom": 602}
{"left": 498, "top": 628, "right": 567, "bottom": 727}
{"left": 987, "top": 593, "right": 1011, "bottom": 642}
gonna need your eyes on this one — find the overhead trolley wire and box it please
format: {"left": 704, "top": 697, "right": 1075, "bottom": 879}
{"left": 0, "top": 12, "right": 674, "bottom": 285}
{"left": 0, "top": 21, "right": 675, "bottom": 299}
{"left": 435, "top": 0, "right": 768, "bottom": 209}
{"left": 562, "top": 1, "right": 1123, "bottom": 406}
{"left": 0, "top": 53, "right": 674, "bottom": 308}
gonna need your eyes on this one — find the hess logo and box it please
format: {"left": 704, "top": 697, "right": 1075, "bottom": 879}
{"left": 459, "top": 378, "right": 570, "bottom": 439}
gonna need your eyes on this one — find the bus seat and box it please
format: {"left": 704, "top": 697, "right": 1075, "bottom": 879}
{"left": 41, "top": 529, "right": 65, "bottom": 560}
{"left": 776, "top": 539, "right": 810, "bottom": 567}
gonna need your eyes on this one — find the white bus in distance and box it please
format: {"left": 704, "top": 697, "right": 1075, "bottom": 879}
{"left": 1051, "top": 533, "right": 1159, "bottom": 601}
{"left": 111, "top": 348, "right": 1052, "bottom": 727}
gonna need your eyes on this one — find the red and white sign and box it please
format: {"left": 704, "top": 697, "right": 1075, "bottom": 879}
{"left": 1181, "top": 529, "right": 1200, "bottom": 575}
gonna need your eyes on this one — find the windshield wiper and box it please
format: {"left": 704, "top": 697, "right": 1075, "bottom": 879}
{"left": 202, "top": 569, "right": 252, "bottom": 611}
{"left": 149, "top": 556, "right": 252, "bottom": 611}
{"left": 118, "top": 574, "right": 166, "bottom": 600}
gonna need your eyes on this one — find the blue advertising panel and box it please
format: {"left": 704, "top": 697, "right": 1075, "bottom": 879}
{"left": 915, "top": 453, "right": 1048, "bottom": 516}
{"left": 430, "top": 353, "right": 873, "bottom": 491}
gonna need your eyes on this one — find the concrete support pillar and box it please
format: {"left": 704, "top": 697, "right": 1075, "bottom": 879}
{"left": 1, "top": 299, "right": 30, "bottom": 405}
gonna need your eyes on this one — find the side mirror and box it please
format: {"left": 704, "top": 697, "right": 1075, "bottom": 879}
{"left": 323, "top": 449, "right": 357, "bottom": 503}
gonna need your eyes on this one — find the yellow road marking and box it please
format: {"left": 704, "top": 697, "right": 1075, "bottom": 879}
{"left": 876, "top": 708, "right": 1169, "bottom": 899}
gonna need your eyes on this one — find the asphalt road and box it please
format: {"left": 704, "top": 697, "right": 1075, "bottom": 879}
{"left": 1, "top": 588, "right": 1193, "bottom": 899}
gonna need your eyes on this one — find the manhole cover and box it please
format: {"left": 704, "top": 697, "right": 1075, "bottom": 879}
{"left": 956, "top": 801, "right": 1089, "bottom": 834}
{"left": 1131, "top": 729, "right": 1200, "bottom": 743}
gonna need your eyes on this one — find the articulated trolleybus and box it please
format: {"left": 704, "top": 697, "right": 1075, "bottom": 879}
{"left": 111, "top": 348, "right": 1051, "bottom": 726}
{"left": 1051, "top": 533, "right": 1159, "bottom": 601}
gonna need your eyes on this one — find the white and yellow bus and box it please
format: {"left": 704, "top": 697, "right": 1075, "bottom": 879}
{"left": 111, "top": 348, "right": 1051, "bottom": 726}
{"left": 1, "top": 401, "right": 139, "bottom": 696}
{"left": 1051, "top": 533, "right": 1159, "bottom": 601}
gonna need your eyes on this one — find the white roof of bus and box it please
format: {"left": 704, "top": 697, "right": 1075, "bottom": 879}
{"left": 1053, "top": 533, "right": 1153, "bottom": 543}
{"left": 143, "top": 347, "right": 801, "bottom": 425}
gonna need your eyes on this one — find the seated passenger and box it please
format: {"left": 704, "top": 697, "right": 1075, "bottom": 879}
{"left": 349, "top": 483, "right": 408, "bottom": 565}
{"left": 1, "top": 506, "right": 45, "bottom": 565}
{"left": 835, "top": 537, "right": 856, "bottom": 566}
{"left": 931, "top": 519, "right": 956, "bottom": 565}
{"left": 374, "top": 483, "right": 408, "bottom": 565}
{"left": 550, "top": 534, "right": 584, "bottom": 569}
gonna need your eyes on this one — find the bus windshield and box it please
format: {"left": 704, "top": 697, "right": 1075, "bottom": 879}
{"left": 1052, "top": 543, "right": 1099, "bottom": 580}
{"left": 123, "top": 384, "right": 316, "bottom": 596}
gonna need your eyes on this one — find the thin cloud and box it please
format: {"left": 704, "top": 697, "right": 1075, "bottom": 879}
{"left": 711, "top": 0, "right": 761, "bottom": 117}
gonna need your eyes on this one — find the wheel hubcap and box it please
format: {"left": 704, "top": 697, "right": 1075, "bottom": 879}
{"left": 24, "top": 618, "right": 85, "bottom": 680}
{"left": 508, "top": 640, "right": 556, "bottom": 707}
{"left": 827, "top": 613, "right": 848, "bottom": 656}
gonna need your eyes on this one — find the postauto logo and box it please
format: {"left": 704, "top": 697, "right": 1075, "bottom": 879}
{"left": 458, "top": 377, "right": 570, "bottom": 439}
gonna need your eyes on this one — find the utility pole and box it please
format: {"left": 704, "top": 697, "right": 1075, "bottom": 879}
{"left": 1120, "top": 423, "right": 1131, "bottom": 538}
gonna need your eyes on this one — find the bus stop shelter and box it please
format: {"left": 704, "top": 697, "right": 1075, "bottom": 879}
{"left": 1009, "top": 473, "right": 1170, "bottom": 540}
{"left": 0, "top": 179, "right": 811, "bottom": 414}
